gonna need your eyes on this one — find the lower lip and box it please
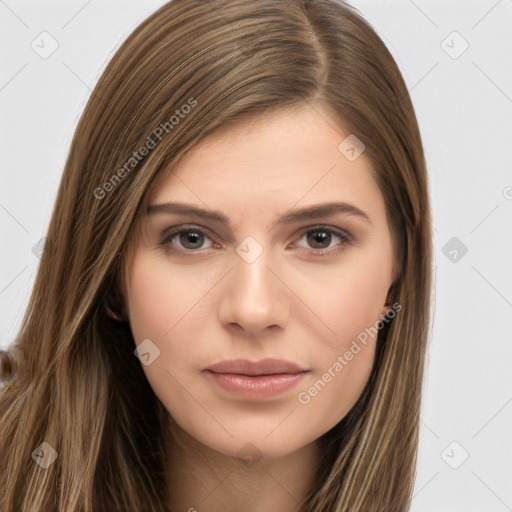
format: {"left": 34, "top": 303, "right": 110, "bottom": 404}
{"left": 202, "top": 370, "right": 309, "bottom": 400}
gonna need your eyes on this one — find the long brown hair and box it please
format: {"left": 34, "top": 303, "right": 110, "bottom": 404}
{"left": 0, "top": 1, "right": 433, "bottom": 510}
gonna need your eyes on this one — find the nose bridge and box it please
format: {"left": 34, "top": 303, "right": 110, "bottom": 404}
{"left": 244, "top": 249, "right": 272, "bottom": 285}
{"left": 234, "top": 238, "right": 277, "bottom": 304}
{"left": 220, "top": 235, "right": 289, "bottom": 332}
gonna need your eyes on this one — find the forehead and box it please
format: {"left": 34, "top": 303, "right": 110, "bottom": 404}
{"left": 148, "top": 104, "right": 386, "bottom": 229}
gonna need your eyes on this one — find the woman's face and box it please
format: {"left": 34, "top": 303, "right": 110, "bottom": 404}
{"left": 123, "top": 103, "right": 396, "bottom": 460}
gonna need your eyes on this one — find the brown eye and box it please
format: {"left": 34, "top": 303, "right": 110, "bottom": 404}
{"left": 306, "top": 229, "right": 332, "bottom": 249}
{"left": 161, "top": 225, "right": 215, "bottom": 253}
{"left": 177, "top": 230, "right": 206, "bottom": 249}
{"left": 296, "top": 226, "right": 352, "bottom": 256}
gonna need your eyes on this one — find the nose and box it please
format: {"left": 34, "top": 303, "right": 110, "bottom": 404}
{"left": 218, "top": 246, "right": 290, "bottom": 337}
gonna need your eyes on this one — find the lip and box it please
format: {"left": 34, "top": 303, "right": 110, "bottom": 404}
{"left": 203, "top": 358, "right": 310, "bottom": 400}
{"left": 206, "top": 358, "right": 308, "bottom": 376}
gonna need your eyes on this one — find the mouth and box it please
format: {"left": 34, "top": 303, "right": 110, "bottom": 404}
{"left": 205, "top": 357, "right": 309, "bottom": 376}
{"left": 202, "top": 358, "right": 310, "bottom": 400}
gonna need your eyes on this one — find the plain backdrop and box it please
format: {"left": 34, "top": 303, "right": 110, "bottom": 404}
{"left": 1, "top": 1, "right": 511, "bottom": 510}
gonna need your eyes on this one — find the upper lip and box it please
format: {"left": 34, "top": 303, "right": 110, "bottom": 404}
{"left": 205, "top": 358, "right": 308, "bottom": 376}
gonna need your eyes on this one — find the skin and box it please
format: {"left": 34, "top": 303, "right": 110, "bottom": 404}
{"left": 122, "top": 102, "right": 396, "bottom": 512}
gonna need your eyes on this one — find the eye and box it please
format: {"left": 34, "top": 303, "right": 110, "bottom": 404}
{"left": 294, "top": 225, "right": 352, "bottom": 257}
{"left": 160, "top": 224, "right": 353, "bottom": 257}
{"left": 161, "top": 225, "right": 216, "bottom": 252}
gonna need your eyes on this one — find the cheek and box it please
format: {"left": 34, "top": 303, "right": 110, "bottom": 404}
{"left": 294, "top": 252, "right": 390, "bottom": 348}
{"left": 125, "top": 256, "right": 212, "bottom": 383}
{"left": 126, "top": 278, "right": 166, "bottom": 343}
{"left": 294, "top": 272, "right": 385, "bottom": 423}
{"left": 291, "top": 252, "right": 388, "bottom": 416}
{"left": 125, "top": 256, "right": 183, "bottom": 343}
{"left": 124, "top": 260, "right": 193, "bottom": 413}
{"left": 296, "top": 345, "right": 376, "bottom": 429}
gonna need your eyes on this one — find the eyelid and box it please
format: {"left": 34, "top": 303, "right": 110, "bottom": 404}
{"left": 160, "top": 224, "right": 218, "bottom": 250}
{"left": 293, "top": 224, "right": 353, "bottom": 241}
{"left": 291, "top": 224, "right": 353, "bottom": 255}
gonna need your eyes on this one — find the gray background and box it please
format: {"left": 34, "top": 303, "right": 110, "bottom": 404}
{"left": 1, "top": 1, "right": 511, "bottom": 510}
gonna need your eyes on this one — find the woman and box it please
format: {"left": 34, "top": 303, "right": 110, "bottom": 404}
{"left": 0, "top": 0, "right": 433, "bottom": 511}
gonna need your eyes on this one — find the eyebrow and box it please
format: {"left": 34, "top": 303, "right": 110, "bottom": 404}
{"left": 146, "top": 201, "right": 372, "bottom": 228}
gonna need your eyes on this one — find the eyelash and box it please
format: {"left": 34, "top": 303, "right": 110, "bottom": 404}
{"left": 160, "top": 224, "right": 353, "bottom": 258}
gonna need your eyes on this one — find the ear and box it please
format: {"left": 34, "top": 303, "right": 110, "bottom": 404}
{"left": 385, "top": 281, "right": 396, "bottom": 306}
{"left": 380, "top": 280, "right": 398, "bottom": 317}
{"left": 104, "top": 271, "right": 129, "bottom": 322}
{"left": 105, "top": 292, "right": 128, "bottom": 322}
{"left": 374, "top": 282, "right": 397, "bottom": 325}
